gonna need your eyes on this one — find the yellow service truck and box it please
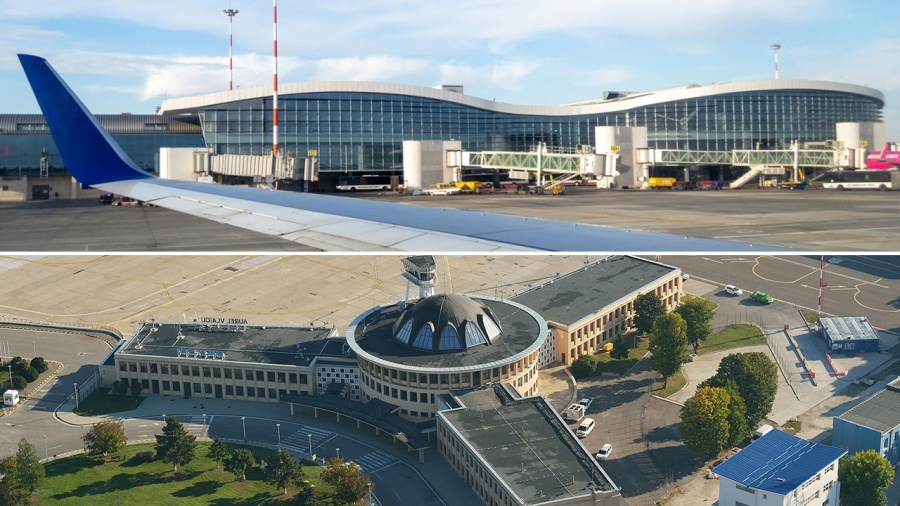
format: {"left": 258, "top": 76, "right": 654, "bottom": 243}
{"left": 647, "top": 177, "right": 676, "bottom": 189}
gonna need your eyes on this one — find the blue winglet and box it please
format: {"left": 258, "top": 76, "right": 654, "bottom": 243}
{"left": 18, "top": 54, "right": 154, "bottom": 186}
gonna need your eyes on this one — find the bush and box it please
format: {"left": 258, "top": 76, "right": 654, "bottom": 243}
{"left": 21, "top": 366, "right": 39, "bottom": 383}
{"left": 570, "top": 354, "right": 597, "bottom": 378}
{"left": 11, "top": 375, "right": 26, "bottom": 389}
{"left": 133, "top": 451, "right": 155, "bottom": 462}
{"left": 30, "top": 357, "right": 48, "bottom": 373}
{"left": 112, "top": 381, "right": 128, "bottom": 396}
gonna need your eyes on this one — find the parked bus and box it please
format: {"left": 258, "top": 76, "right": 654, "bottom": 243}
{"left": 336, "top": 174, "right": 394, "bottom": 191}
{"left": 821, "top": 170, "right": 898, "bottom": 191}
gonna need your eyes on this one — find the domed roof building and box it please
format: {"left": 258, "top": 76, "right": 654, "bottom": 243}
{"left": 347, "top": 293, "right": 548, "bottom": 420}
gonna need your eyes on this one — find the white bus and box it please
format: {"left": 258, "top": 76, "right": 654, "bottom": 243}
{"left": 336, "top": 174, "right": 394, "bottom": 191}
{"left": 821, "top": 170, "right": 898, "bottom": 191}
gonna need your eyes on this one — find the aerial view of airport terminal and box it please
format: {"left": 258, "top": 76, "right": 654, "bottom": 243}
{"left": 2, "top": 253, "right": 899, "bottom": 506}
{"left": 0, "top": 1, "right": 898, "bottom": 506}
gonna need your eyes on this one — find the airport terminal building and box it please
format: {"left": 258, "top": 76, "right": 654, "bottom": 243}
{"left": 0, "top": 78, "right": 885, "bottom": 196}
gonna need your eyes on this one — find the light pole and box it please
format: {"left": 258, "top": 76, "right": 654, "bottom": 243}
{"left": 33, "top": 341, "right": 35, "bottom": 358}
{"left": 162, "top": 414, "right": 166, "bottom": 423}
{"left": 43, "top": 434, "right": 47, "bottom": 460}
{"left": 241, "top": 416, "right": 246, "bottom": 444}
{"left": 308, "top": 434, "right": 312, "bottom": 456}
{"left": 336, "top": 447, "right": 340, "bottom": 460}
{"left": 223, "top": 8, "right": 239, "bottom": 91}
{"left": 368, "top": 481, "right": 374, "bottom": 505}
{"left": 770, "top": 43, "right": 781, "bottom": 80}
{"left": 74, "top": 383, "right": 79, "bottom": 410}
{"left": 202, "top": 413, "right": 207, "bottom": 439}
{"left": 276, "top": 423, "right": 281, "bottom": 446}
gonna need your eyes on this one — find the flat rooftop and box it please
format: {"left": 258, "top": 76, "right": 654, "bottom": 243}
{"left": 347, "top": 297, "right": 544, "bottom": 371}
{"left": 820, "top": 316, "right": 880, "bottom": 342}
{"left": 837, "top": 377, "right": 900, "bottom": 432}
{"left": 118, "top": 322, "right": 338, "bottom": 367}
{"left": 440, "top": 386, "right": 616, "bottom": 504}
{"left": 511, "top": 256, "right": 676, "bottom": 326}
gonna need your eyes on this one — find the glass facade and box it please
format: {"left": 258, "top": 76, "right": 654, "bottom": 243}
{"left": 198, "top": 88, "right": 883, "bottom": 178}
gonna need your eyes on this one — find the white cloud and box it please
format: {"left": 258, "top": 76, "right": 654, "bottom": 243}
{"left": 311, "top": 56, "right": 428, "bottom": 82}
{"left": 573, "top": 68, "right": 634, "bottom": 90}
{"left": 489, "top": 60, "right": 534, "bottom": 90}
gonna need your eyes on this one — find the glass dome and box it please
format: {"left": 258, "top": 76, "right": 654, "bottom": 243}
{"left": 391, "top": 294, "right": 502, "bottom": 353}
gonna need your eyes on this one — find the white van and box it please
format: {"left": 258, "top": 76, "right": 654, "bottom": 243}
{"left": 575, "top": 418, "right": 596, "bottom": 438}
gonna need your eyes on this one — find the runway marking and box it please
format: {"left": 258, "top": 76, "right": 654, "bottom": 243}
{"left": 853, "top": 278, "right": 900, "bottom": 314}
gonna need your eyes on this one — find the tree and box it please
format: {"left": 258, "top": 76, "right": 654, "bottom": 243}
{"left": 294, "top": 479, "right": 326, "bottom": 506}
{"left": 674, "top": 298, "right": 716, "bottom": 354}
{"left": 130, "top": 382, "right": 143, "bottom": 398}
{"left": 111, "top": 380, "right": 128, "bottom": 396}
{"left": 610, "top": 335, "right": 630, "bottom": 360}
{"left": 701, "top": 352, "right": 778, "bottom": 430}
{"left": 721, "top": 381, "right": 749, "bottom": 448}
{"left": 20, "top": 366, "right": 39, "bottom": 383}
{"left": 0, "top": 456, "right": 27, "bottom": 506}
{"left": 321, "top": 458, "right": 372, "bottom": 506}
{"left": 29, "top": 357, "right": 48, "bottom": 374}
{"left": 9, "top": 357, "right": 27, "bottom": 375}
{"left": 10, "top": 375, "right": 26, "bottom": 390}
{"left": 648, "top": 313, "right": 688, "bottom": 387}
{"left": 265, "top": 448, "right": 302, "bottom": 495}
{"left": 633, "top": 292, "right": 666, "bottom": 335}
{"left": 838, "top": 449, "right": 895, "bottom": 506}
{"left": 155, "top": 415, "right": 197, "bottom": 473}
{"left": 570, "top": 353, "right": 596, "bottom": 378}
{"left": 15, "top": 438, "right": 44, "bottom": 495}
{"left": 84, "top": 420, "right": 128, "bottom": 457}
{"left": 680, "top": 386, "right": 731, "bottom": 456}
{"left": 207, "top": 436, "right": 228, "bottom": 469}
{"left": 224, "top": 448, "right": 256, "bottom": 481}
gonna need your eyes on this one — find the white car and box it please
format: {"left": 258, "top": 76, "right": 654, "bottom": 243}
{"left": 724, "top": 285, "right": 743, "bottom": 296}
{"left": 596, "top": 444, "right": 613, "bottom": 461}
{"left": 681, "top": 272, "right": 690, "bottom": 281}
{"left": 575, "top": 418, "right": 596, "bottom": 438}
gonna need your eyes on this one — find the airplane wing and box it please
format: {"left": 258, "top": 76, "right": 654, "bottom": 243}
{"left": 18, "top": 54, "right": 784, "bottom": 252}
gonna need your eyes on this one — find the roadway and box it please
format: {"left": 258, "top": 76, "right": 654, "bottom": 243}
{"left": 1, "top": 187, "right": 898, "bottom": 251}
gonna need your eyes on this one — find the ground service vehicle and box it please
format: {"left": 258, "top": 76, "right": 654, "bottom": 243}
{"left": 336, "top": 174, "right": 393, "bottom": 191}
{"left": 423, "top": 183, "right": 461, "bottom": 196}
{"left": 749, "top": 291, "right": 774, "bottom": 304}
{"left": 648, "top": 177, "right": 676, "bottom": 189}
{"left": 578, "top": 397, "right": 593, "bottom": 410}
{"left": 821, "top": 170, "right": 898, "bottom": 190}
{"left": 561, "top": 403, "right": 585, "bottom": 422}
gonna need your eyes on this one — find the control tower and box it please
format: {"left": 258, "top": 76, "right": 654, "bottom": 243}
{"left": 401, "top": 255, "right": 438, "bottom": 300}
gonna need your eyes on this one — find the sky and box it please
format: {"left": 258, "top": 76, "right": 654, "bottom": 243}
{"left": 1, "top": 0, "right": 898, "bottom": 140}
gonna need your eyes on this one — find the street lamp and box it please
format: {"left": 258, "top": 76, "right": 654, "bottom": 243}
{"left": 33, "top": 341, "right": 35, "bottom": 358}
{"left": 241, "top": 416, "right": 246, "bottom": 444}
{"left": 276, "top": 423, "right": 281, "bottom": 446}
{"left": 162, "top": 414, "right": 166, "bottom": 423}
{"left": 770, "top": 43, "right": 781, "bottom": 80}
{"left": 308, "top": 434, "right": 312, "bottom": 456}
{"left": 43, "top": 434, "right": 47, "bottom": 460}
{"left": 74, "top": 383, "right": 79, "bottom": 410}
{"left": 336, "top": 447, "right": 340, "bottom": 460}
{"left": 202, "top": 413, "right": 207, "bottom": 439}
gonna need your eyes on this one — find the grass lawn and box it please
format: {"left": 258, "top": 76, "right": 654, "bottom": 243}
{"left": 593, "top": 333, "right": 648, "bottom": 375}
{"left": 73, "top": 388, "right": 145, "bottom": 416}
{"left": 698, "top": 324, "right": 765, "bottom": 355}
{"left": 800, "top": 310, "right": 820, "bottom": 325}
{"left": 36, "top": 441, "right": 333, "bottom": 505}
{"left": 653, "top": 370, "right": 687, "bottom": 398}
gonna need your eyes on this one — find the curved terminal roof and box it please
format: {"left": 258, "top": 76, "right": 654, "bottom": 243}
{"left": 161, "top": 79, "right": 884, "bottom": 115}
{"left": 346, "top": 294, "right": 547, "bottom": 372}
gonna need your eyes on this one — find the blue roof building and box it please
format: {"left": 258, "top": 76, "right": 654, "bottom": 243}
{"left": 820, "top": 316, "right": 880, "bottom": 354}
{"left": 713, "top": 429, "right": 846, "bottom": 506}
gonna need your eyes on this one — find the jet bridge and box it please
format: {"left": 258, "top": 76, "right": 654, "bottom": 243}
{"left": 453, "top": 143, "right": 610, "bottom": 188}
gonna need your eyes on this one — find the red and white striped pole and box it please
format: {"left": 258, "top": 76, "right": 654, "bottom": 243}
{"left": 272, "top": 0, "right": 279, "bottom": 158}
{"left": 224, "top": 8, "right": 238, "bottom": 91}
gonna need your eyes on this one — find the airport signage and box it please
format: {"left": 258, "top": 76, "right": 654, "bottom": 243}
{"left": 200, "top": 317, "right": 250, "bottom": 325}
